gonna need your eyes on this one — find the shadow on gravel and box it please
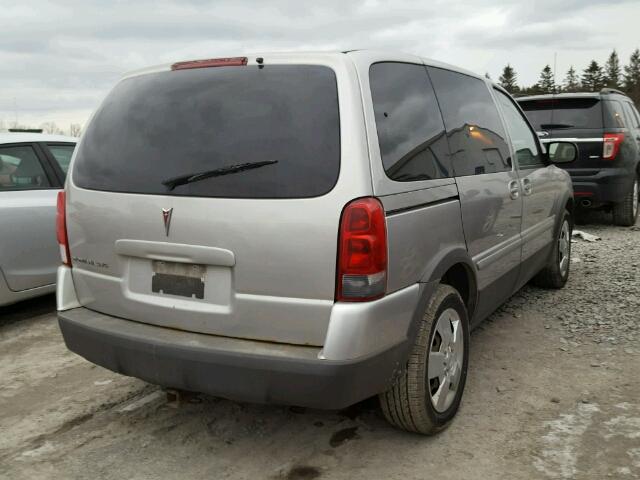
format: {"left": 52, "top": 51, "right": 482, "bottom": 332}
{"left": 0, "top": 293, "right": 56, "bottom": 328}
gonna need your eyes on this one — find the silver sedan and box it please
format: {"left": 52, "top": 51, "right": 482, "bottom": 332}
{"left": 0, "top": 133, "right": 76, "bottom": 306}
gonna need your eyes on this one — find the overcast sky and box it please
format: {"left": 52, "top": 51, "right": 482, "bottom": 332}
{"left": 1, "top": 0, "right": 638, "bottom": 130}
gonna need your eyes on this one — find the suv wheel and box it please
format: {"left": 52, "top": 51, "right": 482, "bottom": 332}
{"left": 379, "top": 284, "right": 469, "bottom": 434}
{"left": 612, "top": 178, "right": 639, "bottom": 227}
{"left": 532, "top": 210, "right": 572, "bottom": 289}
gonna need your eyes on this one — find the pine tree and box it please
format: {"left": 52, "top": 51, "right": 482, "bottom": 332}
{"left": 537, "top": 65, "right": 556, "bottom": 94}
{"left": 563, "top": 66, "right": 580, "bottom": 93}
{"left": 604, "top": 50, "right": 622, "bottom": 89}
{"left": 623, "top": 48, "right": 640, "bottom": 104}
{"left": 581, "top": 60, "right": 605, "bottom": 92}
{"left": 498, "top": 64, "right": 519, "bottom": 94}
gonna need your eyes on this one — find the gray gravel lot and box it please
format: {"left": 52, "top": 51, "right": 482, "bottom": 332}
{"left": 1, "top": 214, "right": 638, "bottom": 480}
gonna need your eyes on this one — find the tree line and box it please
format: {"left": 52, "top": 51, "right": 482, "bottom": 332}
{"left": 497, "top": 48, "right": 640, "bottom": 104}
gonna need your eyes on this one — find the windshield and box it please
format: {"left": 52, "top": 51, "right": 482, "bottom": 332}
{"left": 72, "top": 65, "right": 340, "bottom": 198}
{"left": 519, "top": 97, "right": 603, "bottom": 131}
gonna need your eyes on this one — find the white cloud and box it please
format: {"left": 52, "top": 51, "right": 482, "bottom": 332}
{"left": 0, "top": 0, "right": 638, "bottom": 129}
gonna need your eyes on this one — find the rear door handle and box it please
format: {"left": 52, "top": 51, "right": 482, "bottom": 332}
{"left": 508, "top": 180, "right": 520, "bottom": 200}
{"left": 521, "top": 178, "right": 533, "bottom": 196}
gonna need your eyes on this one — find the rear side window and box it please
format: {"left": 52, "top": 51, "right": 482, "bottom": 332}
{"left": 494, "top": 90, "right": 542, "bottom": 169}
{"left": 519, "top": 98, "right": 603, "bottom": 130}
{"left": 622, "top": 102, "right": 640, "bottom": 128}
{"left": 427, "top": 67, "right": 511, "bottom": 176}
{"left": 0, "top": 145, "right": 51, "bottom": 191}
{"left": 604, "top": 100, "right": 627, "bottom": 128}
{"left": 631, "top": 104, "right": 640, "bottom": 127}
{"left": 47, "top": 144, "right": 75, "bottom": 175}
{"left": 369, "top": 62, "right": 450, "bottom": 181}
{"left": 73, "top": 65, "right": 340, "bottom": 198}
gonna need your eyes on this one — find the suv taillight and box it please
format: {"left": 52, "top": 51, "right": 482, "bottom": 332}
{"left": 603, "top": 133, "right": 624, "bottom": 160}
{"left": 56, "top": 191, "right": 71, "bottom": 266}
{"left": 336, "top": 197, "right": 387, "bottom": 302}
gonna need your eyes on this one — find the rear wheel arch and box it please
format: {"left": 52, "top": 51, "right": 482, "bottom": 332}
{"left": 440, "top": 263, "right": 477, "bottom": 321}
{"left": 565, "top": 197, "right": 575, "bottom": 223}
{"left": 419, "top": 247, "right": 478, "bottom": 321}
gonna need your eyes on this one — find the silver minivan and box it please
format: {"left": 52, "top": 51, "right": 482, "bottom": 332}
{"left": 57, "top": 51, "right": 576, "bottom": 434}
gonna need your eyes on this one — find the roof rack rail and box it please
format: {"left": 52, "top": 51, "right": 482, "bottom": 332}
{"left": 600, "top": 87, "right": 626, "bottom": 96}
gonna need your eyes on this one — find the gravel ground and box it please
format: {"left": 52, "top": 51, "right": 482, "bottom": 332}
{"left": 1, "top": 213, "right": 638, "bottom": 480}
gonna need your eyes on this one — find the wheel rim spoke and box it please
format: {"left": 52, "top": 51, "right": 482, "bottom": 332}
{"left": 429, "top": 307, "right": 464, "bottom": 413}
{"left": 433, "top": 377, "right": 451, "bottom": 412}
{"left": 558, "top": 220, "right": 570, "bottom": 275}
{"left": 428, "top": 352, "right": 446, "bottom": 380}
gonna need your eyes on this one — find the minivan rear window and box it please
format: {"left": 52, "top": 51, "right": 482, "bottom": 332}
{"left": 519, "top": 98, "right": 603, "bottom": 130}
{"left": 73, "top": 65, "right": 340, "bottom": 198}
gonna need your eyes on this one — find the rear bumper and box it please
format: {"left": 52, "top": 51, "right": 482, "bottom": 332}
{"left": 568, "top": 168, "right": 634, "bottom": 206}
{"left": 58, "top": 307, "right": 409, "bottom": 409}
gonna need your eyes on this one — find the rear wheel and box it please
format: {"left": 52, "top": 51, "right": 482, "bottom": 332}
{"left": 532, "top": 210, "right": 572, "bottom": 289}
{"left": 379, "top": 284, "right": 469, "bottom": 434}
{"left": 612, "top": 178, "right": 639, "bottom": 227}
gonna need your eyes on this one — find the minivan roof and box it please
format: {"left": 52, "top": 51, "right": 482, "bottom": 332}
{"left": 0, "top": 132, "right": 77, "bottom": 145}
{"left": 120, "top": 50, "right": 488, "bottom": 84}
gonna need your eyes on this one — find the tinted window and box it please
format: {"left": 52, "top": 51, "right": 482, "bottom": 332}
{"left": 622, "top": 102, "right": 640, "bottom": 128}
{"left": 632, "top": 104, "right": 640, "bottom": 127}
{"left": 519, "top": 98, "right": 603, "bottom": 130}
{"left": 604, "top": 100, "right": 627, "bottom": 128}
{"left": 427, "top": 67, "right": 510, "bottom": 176}
{"left": 369, "top": 62, "right": 450, "bottom": 181}
{"left": 47, "top": 144, "right": 75, "bottom": 175}
{"left": 73, "top": 65, "right": 340, "bottom": 198}
{"left": 0, "top": 145, "right": 51, "bottom": 190}
{"left": 495, "top": 90, "right": 542, "bottom": 168}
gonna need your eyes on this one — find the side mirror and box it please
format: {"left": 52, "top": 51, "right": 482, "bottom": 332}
{"left": 547, "top": 141, "right": 578, "bottom": 164}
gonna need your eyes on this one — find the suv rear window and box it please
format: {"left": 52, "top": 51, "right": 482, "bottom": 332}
{"left": 519, "top": 98, "right": 603, "bottom": 130}
{"left": 73, "top": 65, "right": 340, "bottom": 198}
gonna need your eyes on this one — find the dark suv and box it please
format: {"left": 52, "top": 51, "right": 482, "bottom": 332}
{"left": 518, "top": 89, "right": 640, "bottom": 226}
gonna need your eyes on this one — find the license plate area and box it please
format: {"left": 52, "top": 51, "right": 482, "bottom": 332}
{"left": 151, "top": 260, "right": 206, "bottom": 299}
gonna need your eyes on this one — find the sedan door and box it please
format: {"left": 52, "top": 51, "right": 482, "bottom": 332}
{"left": 0, "top": 143, "right": 62, "bottom": 291}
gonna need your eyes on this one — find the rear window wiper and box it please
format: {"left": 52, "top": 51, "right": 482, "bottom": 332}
{"left": 540, "top": 123, "right": 575, "bottom": 130}
{"left": 161, "top": 160, "right": 278, "bottom": 191}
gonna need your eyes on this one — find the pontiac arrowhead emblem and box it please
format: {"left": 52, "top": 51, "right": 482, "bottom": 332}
{"left": 162, "top": 208, "right": 173, "bottom": 236}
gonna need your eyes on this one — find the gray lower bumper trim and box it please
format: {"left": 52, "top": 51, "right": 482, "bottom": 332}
{"left": 58, "top": 307, "right": 408, "bottom": 409}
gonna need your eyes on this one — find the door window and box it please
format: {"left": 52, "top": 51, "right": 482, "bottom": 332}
{"left": 369, "top": 62, "right": 450, "bottom": 181}
{"left": 47, "top": 144, "right": 75, "bottom": 175}
{"left": 0, "top": 145, "right": 51, "bottom": 190}
{"left": 427, "top": 67, "right": 511, "bottom": 176}
{"left": 494, "top": 90, "right": 543, "bottom": 169}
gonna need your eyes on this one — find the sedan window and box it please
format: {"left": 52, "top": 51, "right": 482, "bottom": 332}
{"left": 0, "top": 146, "right": 51, "bottom": 190}
{"left": 47, "top": 144, "right": 76, "bottom": 175}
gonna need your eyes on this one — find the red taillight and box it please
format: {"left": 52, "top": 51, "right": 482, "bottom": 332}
{"left": 56, "top": 191, "right": 71, "bottom": 266}
{"left": 336, "top": 197, "right": 387, "bottom": 302}
{"left": 171, "top": 57, "right": 248, "bottom": 71}
{"left": 603, "top": 133, "right": 624, "bottom": 160}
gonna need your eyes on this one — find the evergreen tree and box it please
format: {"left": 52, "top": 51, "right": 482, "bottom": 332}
{"left": 604, "top": 50, "right": 622, "bottom": 89}
{"left": 623, "top": 48, "right": 640, "bottom": 104}
{"left": 498, "top": 64, "right": 519, "bottom": 94}
{"left": 581, "top": 60, "right": 605, "bottom": 92}
{"left": 537, "top": 65, "right": 556, "bottom": 94}
{"left": 563, "top": 66, "right": 580, "bottom": 92}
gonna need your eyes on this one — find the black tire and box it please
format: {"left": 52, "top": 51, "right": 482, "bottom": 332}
{"left": 532, "top": 210, "right": 572, "bottom": 289}
{"left": 379, "top": 284, "right": 469, "bottom": 435}
{"left": 612, "top": 178, "right": 639, "bottom": 227}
